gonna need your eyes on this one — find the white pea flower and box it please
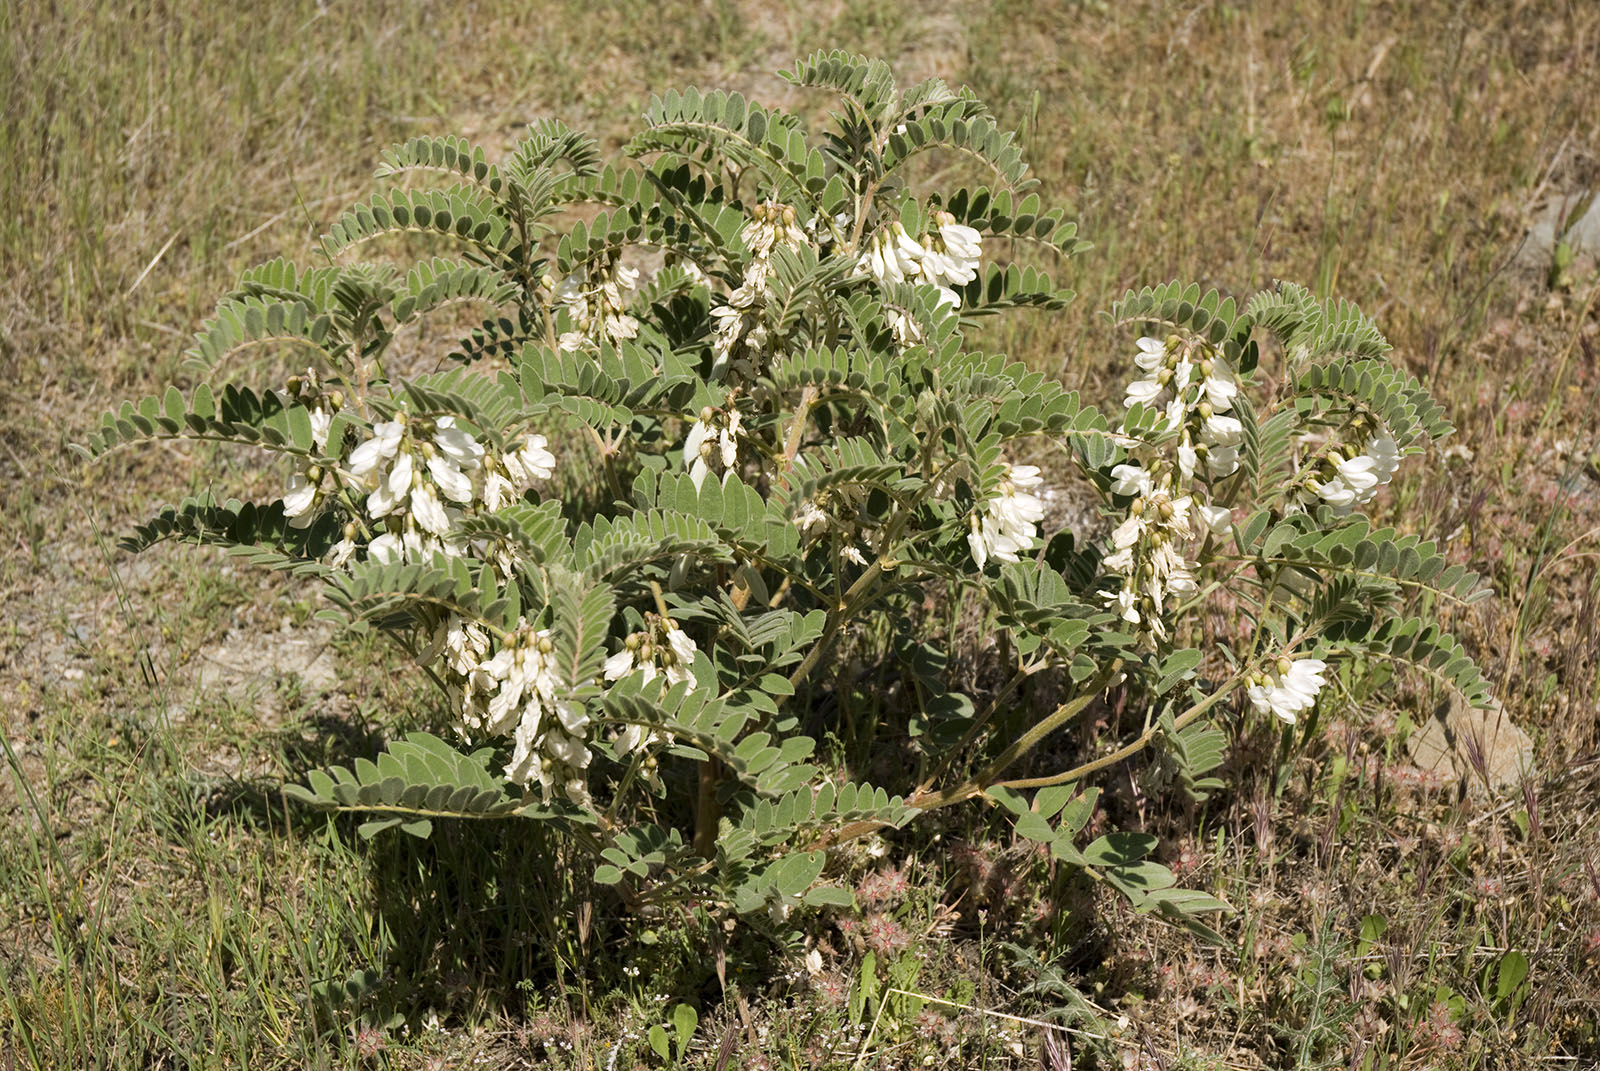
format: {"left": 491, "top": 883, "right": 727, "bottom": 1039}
{"left": 1205, "top": 443, "right": 1240, "bottom": 478}
{"left": 367, "top": 529, "right": 425, "bottom": 565}
{"left": 1133, "top": 336, "right": 1166, "bottom": 372}
{"left": 348, "top": 419, "right": 404, "bottom": 479}
{"left": 1247, "top": 658, "right": 1329, "bottom": 725}
{"left": 1202, "top": 413, "right": 1244, "bottom": 448}
{"left": 858, "top": 222, "right": 925, "bottom": 286}
{"left": 1124, "top": 377, "right": 1163, "bottom": 410}
{"left": 1197, "top": 503, "right": 1233, "bottom": 537}
{"left": 309, "top": 406, "right": 333, "bottom": 453}
{"left": 327, "top": 531, "right": 358, "bottom": 568}
{"left": 605, "top": 616, "right": 700, "bottom": 691}
{"left": 1109, "top": 463, "right": 1154, "bottom": 497}
{"left": 968, "top": 463, "right": 1046, "bottom": 569}
{"left": 1306, "top": 475, "right": 1357, "bottom": 512}
{"left": 682, "top": 408, "right": 739, "bottom": 490}
{"left": 410, "top": 481, "right": 452, "bottom": 537}
{"left": 428, "top": 453, "right": 475, "bottom": 504}
{"left": 917, "top": 211, "right": 982, "bottom": 289}
{"left": 1367, "top": 433, "right": 1400, "bottom": 482}
{"left": 444, "top": 617, "right": 491, "bottom": 677}
{"left": 504, "top": 435, "right": 556, "bottom": 486}
{"left": 281, "top": 472, "right": 320, "bottom": 526}
{"left": 1200, "top": 361, "right": 1238, "bottom": 412}
{"left": 741, "top": 202, "right": 808, "bottom": 257}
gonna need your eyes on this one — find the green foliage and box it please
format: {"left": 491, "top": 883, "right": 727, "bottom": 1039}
{"left": 85, "top": 55, "right": 1492, "bottom": 952}
{"left": 281, "top": 732, "right": 542, "bottom": 838}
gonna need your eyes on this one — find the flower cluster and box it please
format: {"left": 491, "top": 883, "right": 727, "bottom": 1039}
{"left": 857, "top": 211, "right": 983, "bottom": 311}
{"left": 603, "top": 613, "right": 699, "bottom": 691}
{"left": 968, "top": 463, "right": 1046, "bottom": 570}
{"left": 1246, "top": 656, "right": 1329, "bottom": 725}
{"left": 441, "top": 615, "right": 594, "bottom": 802}
{"left": 1298, "top": 431, "right": 1400, "bottom": 515}
{"left": 682, "top": 404, "right": 742, "bottom": 490}
{"left": 710, "top": 201, "right": 812, "bottom": 379}
{"left": 1101, "top": 335, "right": 1245, "bottom": 640}
{"left": 279, "top": 406, "right": 555, "bottom": 570}
{"left": 603, "top": 613, "right": 699, "bottom": 758}
{"left": 796, "top": 484, "right": 884, "bottom": 567}
{"left": 1123, "top": 334, "right": 1243, "bottom": 482}
{"left": 551, "top": 255, "right": 640, "bottom": 351}
{"left": 1100, "top": 465, "right": 1207, "bottom": 636}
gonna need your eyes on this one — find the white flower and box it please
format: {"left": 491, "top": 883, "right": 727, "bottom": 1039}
{"left": 969, "top": 463, "right": 1047, "bottom": 569}
{"left": 741, "top": 202, "right": 809, "bottom": 257}
{"left": 428, "top": 453, "right": 475, "bottom": 503}
{"left": 1367, "top": 433, "right": 1400, "bottom": 482}
{"left": 605, "top": 618, "right": 700, "bottom": 691}
{"left": 1202, "top": 413, "right": 1244, "bottom": 448}
{"left": 1200, "top": 361, "right": 1238, "bottom": 411}
{"left": 309, "top": 406, "right": 333, "bottom": 453}
{"left": 366, "top": 532, "right": 398, "bottom": 564}
{"left": 683, "top": 418, "right": 714, "bottom": 489}
{"left": 1306, "top": 474, "right": 1357, "bottom": 513}
{"left": 281, "top": 472, "right": 319, "bottom": 525}
{"left": 603, "top": 648, "right": 636, "bottom": 682}
{"left": 917, "top": 212, "right": 981, "bottom": 289}
{"left": 859, "top": 222, "right": 925, "bottom": 286}
{"left": 444, "top": 617, "right": 491, "bottom": 677}
{"left": 887, "top": 309, "right": 923, "bottom": 346}
{"left": 431, "top": 417, "right": 483, "bottom": 468}
{"left": 349, "top": 420, "right": 404, "bottom": 478}
{"left": 1205, "top": 443, "right": 1240, "bottom": 478}
{"left": 1109, "top": 463, "right": 1152, "bottom": 497}
{"left": 1247, "top": 658, "right": 1329, "bottom": 725}
{"left": 504, "top": 435, "right": 556, "bottom": 486}
{"left": 1124, "top": 377, "right": 1163, "bottom": 410}
{"left": 1197, "top": 503, "right": 1232, "bottom": 537}
{"left": 1133, "top": 336, "right": 1166, "bottom": 372}
{"left": 327, "top": 533, "right": 357, "bottom": 568}
{"left": 410, "top": 481, "right": 452, "bottom": 536}
{"left": 665, "top": 624, "right": 697, "bottom": 672}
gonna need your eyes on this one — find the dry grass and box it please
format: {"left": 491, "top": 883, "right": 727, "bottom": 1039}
{"left": 3, "top": 0, "right": 1599, "bottom": 1068}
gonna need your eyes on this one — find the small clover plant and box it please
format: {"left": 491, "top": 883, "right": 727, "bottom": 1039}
{"left": 82, "top": 52, "right": 1491, "bottom": 935}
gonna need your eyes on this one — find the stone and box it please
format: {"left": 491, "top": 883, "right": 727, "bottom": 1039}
{"left": 1407, "top": 694, "right": 1536, "bottom": 799}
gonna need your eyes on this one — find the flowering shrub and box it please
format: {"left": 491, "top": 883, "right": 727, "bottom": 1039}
{"left": 82, "top": 53, "right": 1492, "bottom": 931}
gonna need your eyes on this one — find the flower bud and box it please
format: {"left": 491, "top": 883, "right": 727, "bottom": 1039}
{"left": 1197, "top": 400, "right": 1213, "bottom": 420}
{"left": 699, "top": 406, "right": 715, "bottom": 424}
{"left": 306, "top": 465, "right": 323, "bottom": 483}
{"left": 343, "top": 521, "right": 359, "bottom": 541}
{"left": 538, "top": 636, "right": 555, "bottom": 654}
{"left": 1165, "top": 333, "right": 1183, "bottom": 352}
{"left": 1277, "top": 656, "right": 1293, "bottom": 677}
{"left": 286, "top": 376, "right": 302, "bottom": 396}
{"left": 782, "top": 204, "right": 796, "bottom": 224}
{"left": 329, "top": 390, "right": 344, "bottom": 410}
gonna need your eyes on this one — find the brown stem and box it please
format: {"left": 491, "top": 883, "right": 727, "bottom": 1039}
{"left": 694, "top": 757, "right": 723, "bottom": 858}
{"left": 808, "top": 666, "right": 1247, "bottom": 851}
{"left": 780, "top": 385, "right": 818, "bottom": 471}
